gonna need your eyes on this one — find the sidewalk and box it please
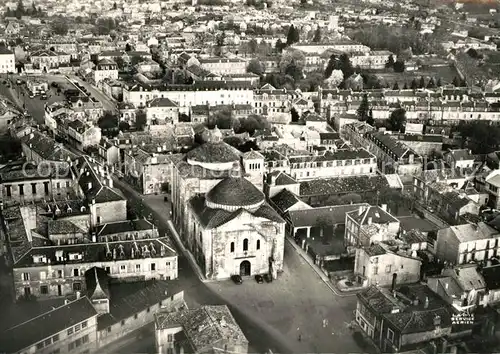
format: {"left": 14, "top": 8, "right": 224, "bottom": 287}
{"left": 286, "top": 237, "right": 360, "bottom": 298}
{"left": 113, "top": 178, "right": 209, "bottom": 283}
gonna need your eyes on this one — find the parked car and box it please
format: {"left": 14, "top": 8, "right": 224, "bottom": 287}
{"left": 231, "top": 275, "right": 243, "bottom": 284}
{"left": 255, "top": 275, "right": 264, "bottom": 284}
{"left": 16, "top": 79, "right": 21, "bottom": 85}
{"left": 264, "top": 274, "right": 273, "bottom": 283}
{"left": 40, "top": 94, "right": 47, "bottom": 100}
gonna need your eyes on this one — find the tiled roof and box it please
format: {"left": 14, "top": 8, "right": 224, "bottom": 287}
{"left": 0, "top": 297, "right": 98, "bottom": 353}
{"left": 96, "top": 219, "right": 155, "bottom": 237}
{"left": 206, "top": 178, "right": 264, "bottom": 208}
{"left": 0, "top": 161, "right": 72, "bottom": 183}
{"left": 148, "top": 97, "right": 179, "bottom": 108}
{"left": 190, "top": 195, "right": 284, "bottom": 229}
{"left": 289, "top": 149, "right": 373, "bottom": 163}
{"left": 97, "top": 280, "right": 171, "bottom": 330}
{"left": 48, "top": 220, "right": 86, "bottom": 235}
{"left": 185, "top": 141, "right": 240, "bottom": 164}
{"left": 347, "top": 205, "right": 399, "bottom": 225}
{"left": 300, "top": 176, "right": 390, "bottom": 196}
{"left": 365, "top": 244, "right": 386, "bottom": 256}
{"left": 21, "top": 131, "right": 78, "bottom": 162}
{"left": 13, "top": 238, "right": 176, "bottom": 268}
{"left": 288, "top": 203, "right": 369, "bottom": 228}
{"left": 271, "top": 189, "right": 304, "bottom": 213}
{"left": 155, "top": 305, "right": 248, "bottom": 351}
{"left": 85, "top": 267, "right": 110, "bottom": 300}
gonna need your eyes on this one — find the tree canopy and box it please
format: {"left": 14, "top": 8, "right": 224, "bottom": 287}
{"left": 458, "top": 121, "right": 500, "bottom": 154}
{"left": 388, "top": 108, "right": 406, "bottom": 132}
{"left": 286, "top": 25, "right": 300, "bottom": 46}
{"left": 357, "top": 94, "right": 370, "bottom": 121}
{"left": 247, "top": 58, "right": 265, "bottom": 76}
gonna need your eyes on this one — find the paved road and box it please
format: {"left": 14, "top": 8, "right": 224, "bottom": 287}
{"left": 114, "top": 184, "right": 296, "bottom": 354}
{"left": 115, "top": 183, "right": 365, "bottom": 354}
{"left": 0, "top": 73, "right": 118, "bottom": 123}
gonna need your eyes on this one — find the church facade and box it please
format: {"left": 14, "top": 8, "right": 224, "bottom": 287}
{"left": 186, "top": 177, "right": 285, "bottom": 280}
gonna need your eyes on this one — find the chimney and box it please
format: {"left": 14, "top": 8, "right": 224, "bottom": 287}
{"left": 92, "top": 233, "right": 96, "bottom": 242}
{"left": 391, "top": 274, "right": 397, "bottom": 292}
{"left": 381, "top": 204, "right": 387, "bottom": 212}
{"left": 367, "top": 217, "right": 372, "bottom": 225}
{"left": 76, "top": 291, "right": 81, "bottom": 299}
{"left": 424, "top": 296, "right": 429, "bottom": 309}
{"left": 108, "top": 178, "right": 113, "bottom": 188}
{"left": 358, "top": 205, "right": 363, "bottom": 216}
{"left": 87, "top": 182, "right": 92, "bottom": 190}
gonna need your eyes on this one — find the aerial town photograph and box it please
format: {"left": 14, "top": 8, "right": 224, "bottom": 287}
{"left": 2, "top": 0, "right": 500, "bottom": 352}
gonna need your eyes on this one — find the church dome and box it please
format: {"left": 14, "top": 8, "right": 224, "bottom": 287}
{"left": 205, "top": 177, "right": 265, "bottom": 211}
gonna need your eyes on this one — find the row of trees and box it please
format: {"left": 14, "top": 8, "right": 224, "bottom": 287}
{"left": 206, "top": 110, "right": 271, "bottom": 135}
{"left": 349, "top": 24, "right": 442, "bottom": 56}
{"left": 98, "top": 111, "right": 147, "bottom": 137}
{"left": 5, "top": 0, "right": 44, "bottom": 19}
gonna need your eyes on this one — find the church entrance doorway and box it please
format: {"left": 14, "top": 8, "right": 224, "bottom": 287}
{"left": 240, "top": 260, "right": 251, "bottom": 276}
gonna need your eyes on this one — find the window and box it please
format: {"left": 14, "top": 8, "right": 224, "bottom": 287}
{"left": 40, "top": 285, "right": 48, "bottom": 294}
{"left": 243, "top": 238, "right": 248, "bottom": 251}
{"left": 31, "top": 183, "right": 37, "bottom": 194}
{"left": 75, "top": 324, "right": 81, "bottom": 332}
{"left": 257, "top": 240, "right": 260, "bottom": 250}
{"left": 58, "top": 270, "right": 63, "bottom": 278}
{"left": 56, "top": 182, "right": 60, "bottom": 189}
{"left": 105, "top": 267, "right": 110, "bottom": 274}
{"left": 36, "top": 342, "right": 44, "bottom": 350}
{"left": 136, "top": 264, "right": 141, "bottom": 271}
{"left": 5, "top": 185, "right": 11, "bottom": 197}
{"left": 52, "top": 334, "right": 59, "bottom": 342}
{"left": 19, "top": 184, "right": 24, "bottom": 196}
{"left": 167, "top": 334, "right": 173, "bottom": 342}
{"left": 372, "top": 266, "right": 378, "bottom": 275}
{"left": 134, "top": 314, "right": 138, "bottom": 319}
{"left": 73, "top": 282, "right": 82, "bottom": 292}
{"left": 387, "top": 328, "right": 394, "bottom": 342}
{"left": 73, "top": 269, "right": 79, "bottom": 277}
{"left": 230, "top": 242, "right": 235, "bottom": 252}
{"left": 68, "top": 327, "right": 74, "bottom": 335}
{"left": 107, "top": 327, "right": 112, "bottom": 333}
{"left": 147, "top": 307, "right": 150, "bottom": 313}
{"left": 45, "top": 339, "right": 52, "bottom": 346}
{"left": 166, "top": 262, "right": 170, "bottom": 267}
{"left": 22, "top": 273, "right": 30, "bottom": 281}
{"left": 151, "top": 263, "right": 156, "bottom": 271}
{"left": 120, "top": 265, "right": 126, "bottom": 271}
{"left": 121, "top": 320, "right": 125, "bottom": 326}
{"left": 385, "top": 265, "right": 392, "bottom": 273}
{"left": 82, "top": 335, "right": 89, "bottom": 344}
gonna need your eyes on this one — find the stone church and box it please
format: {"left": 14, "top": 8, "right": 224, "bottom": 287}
{"left": 186, "top": 177, "right": 285, "bottom": 280}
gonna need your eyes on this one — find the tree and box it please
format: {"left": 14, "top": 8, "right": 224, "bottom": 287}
{"left": 125, "top": 43, "right": 132, "bottom": 52}
{"left": 427, "top": 77, "right": 436, "bottom": 89}
{"left": 367, "top": 109, "right": 375, "bottom": 126}
{"left": 118, "top": 121, "right": 130, "bottom": 131}
{"left": 313, "top": 27, "right": 321, "bottom": 43}
{"left": 393, "top": 82, "right": 399, "bottom": 90}
{"left": 135, "top": 110, "right": 147, "bottom": 130}
{"left": 324, "top": 54, "right": 337, "bottom": 79}
{"left": 286, "top": 25, "right": 299, "bottom": 46}
{"left": 338, "top": 54, "right": 354, "bottom": 80}
{"left": 388, "top": 108, "right": 406, "bottom": 132}
{"left": 247, "top": 39, "right": 258, "bottom": 54}
{"left": 291, "top": 107, "right": 300, "bottom": 122}
{"left": 457, "top": 121, "right": 500, "bottom": 154}
{"left": 385, "top": 55, "right": 395, "bottom": 69}
{"left": 52, "top": 19, "right": 69, "bottom": 35}
{"left": 357, "top": 94, "right": 370, "bottom": 121}
{"left": 98, "top": 112, "right": 119, "bottom": 133}
{"left": 214, "top": 31, "right": 226, "bottom": 56}
{"left": 436, "top": 77, "right": 442, "bottom": 87}
{"left": 279, "top": 50, "right": 305, "bottom": 77}
{"left": 403, "top": 82, "right": 408, "bottom": 89}
{"left": 275, "top": 39, "right": 286, "bottom": 53}
{"left": 419, "top": 76, "right": 425, "bottom": 89}
{"left": 113, "top": 2, "right": 117, "bottom": 9}
{"left": 410, "top": 78, "right": 418, "bottom": 90}
{"left": 452, "top": 76, "right": 460, "bottom": 87}
{"left": 393, "top": 60, "right": 405, "bottom": 73}
{"left": 247, "top": 59, "right": 265, "bottom": 76}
